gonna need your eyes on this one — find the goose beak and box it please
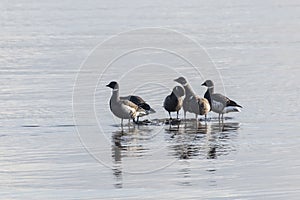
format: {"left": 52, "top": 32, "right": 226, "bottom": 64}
{"left": 201, "top": 82, "right": 206, "bottom": 86}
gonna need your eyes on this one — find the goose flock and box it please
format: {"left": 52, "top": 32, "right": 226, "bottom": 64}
{"left": 106, "top": 77, "right": 242, "bottom": 126}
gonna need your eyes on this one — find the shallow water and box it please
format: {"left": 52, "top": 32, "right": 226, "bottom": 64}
{"left": 1, "top": 0, "right": 300, "bottom": 199}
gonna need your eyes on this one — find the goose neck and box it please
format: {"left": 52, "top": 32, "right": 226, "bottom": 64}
{"left": 111, "top": 89, "right": 120, "bottom": 100}
{"left": 183, "top": 84, "right": 195, "bottom": 96}
{"left": 208, "top": 86, "right": 214, "bottom": 94}
{"left": 204, "top": 88, "right": 212, "bottom": 108}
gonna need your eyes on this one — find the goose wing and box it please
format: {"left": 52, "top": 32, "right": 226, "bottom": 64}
{"left": 121, "top": 99, "right": 147, "bottom": 117}
{"left": 226, "top": 98, "right": 242, "bottom": 108}
{"left": 211, "top": 93, "right": 227, "bottom": 104}
{"left": 121, "top": 99, "right": 139, "bottom": 109}
{"left": 121, "top": 95, "right": 145, "bottom": 104}
{"left": 121, "top": 95, "right": 155, "bottom": 113}
{"left": 212, "top": 93, "right": 242, "bottom": 109}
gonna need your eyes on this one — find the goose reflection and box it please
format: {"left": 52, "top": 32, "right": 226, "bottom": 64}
{"left": 111, "top": 130, "right": 123, "bottom": 189}
{"left": 178, "top": 162, "right": 192, "bottom": 187}
{"left": 111, "top": 126, "right": 155, "bottom": 188}
{"left": 166, "top": 120, "right": 240, "bottom": 160}
{"left": 110, "top": 118, "right": 240, "bottom": 189}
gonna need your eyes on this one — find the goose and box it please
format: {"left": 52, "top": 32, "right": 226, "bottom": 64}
{"left": 106, "top": 81, "right": 147, "bottom": 126}
{"left": 201, "top": 80, "right": 242, "bottom": 120}
{"left": 163, "top": 86, "right": 185, "bottom": 119}
{"left": 120, "top": 95, "right": 156, "bottom": 123}
{"left": 174, "top": 77, "right": 210, "bottom": 122}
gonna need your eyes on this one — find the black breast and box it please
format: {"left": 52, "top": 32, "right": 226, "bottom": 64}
{"left": 164, "top": 92, "right": 179, "bottom": 112}
{"left": 204, "top": 89, "right": 212, "bottom": 111}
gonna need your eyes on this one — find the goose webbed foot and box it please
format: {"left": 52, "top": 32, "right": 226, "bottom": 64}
{"left": 166, "top": 118, "right": 181, "bottom": 125}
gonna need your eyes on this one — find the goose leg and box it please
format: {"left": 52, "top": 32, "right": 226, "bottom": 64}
{"left": 169, "top": 112, "right": 172, "bottom": 120}
{"left": 132, "top": 118, "right": 137, "bottom": 128}
{"left": 176, "top": 111, "right": 179, "bottom": 119}
{"left": 195, "top": 114, "right": 198, "bottom": 129}
{"left": 183, "top": 111, "right": 187, "bottom": 128}
{"left": 219, "top": 116, "right": 224, "bottom": 127}
{"left": 121, "top": 119, "right": 124, "bottom": 131}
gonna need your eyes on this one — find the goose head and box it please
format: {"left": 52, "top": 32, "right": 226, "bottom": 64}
{"left": 106, "top": 81, "right": 119, "bottom": 90}
{"left": 173, "top": 86, "right": 185, "bottom": 97}
{"left": 174, "top": 77, "right": 187, "bottom": 86}
{"left": 201, "top": 80, "right": 214, "bottom": 88}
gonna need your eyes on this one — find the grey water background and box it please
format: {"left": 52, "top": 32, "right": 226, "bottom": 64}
{"left": 0, "top": 0, "right": 300, "bottom": 199}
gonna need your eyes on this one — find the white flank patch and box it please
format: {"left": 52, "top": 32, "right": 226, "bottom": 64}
{"left": 223, "top": 106, "right": 241, "bottom": 113}
{"left": 137, "top": 109, "right": 147, "bottom": 117}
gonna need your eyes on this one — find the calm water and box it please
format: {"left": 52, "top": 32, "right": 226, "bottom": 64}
{"left": 0, "top": 0, "right": 300, "bottom": 199}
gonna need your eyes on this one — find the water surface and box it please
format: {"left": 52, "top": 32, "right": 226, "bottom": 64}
{"left": 0, "top": 0, "right": 299, "bottom": 199}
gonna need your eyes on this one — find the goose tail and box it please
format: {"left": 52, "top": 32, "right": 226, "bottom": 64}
{"left": 136, "top": 107, "right": 147, "bottom": 117}
{"left": 147, "top": 107, "right": 156, "bottom": 114}
{"left": 139, "top": 103, "right": 155, "bottom": 114}
{"left": 227, "top": 99, "right": 242, "bottom": 108}
{"left": 223, "top": 106, "right": 242, "bottom": 113}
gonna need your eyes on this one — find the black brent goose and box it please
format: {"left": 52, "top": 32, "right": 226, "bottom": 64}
{"left": 120, "top": 95, "right": 155, "bottom": 123}
{"left": 174, "top": 77, "right": 210, "bottom": 122}
{"left": 163, "top": 86, "right": 185, "bottom": 119}
{"left": 106, "top": 81, "right": 147, "bottom": 126}
{"left": 202, "top": 80, "right": 242, "bottom": 120}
